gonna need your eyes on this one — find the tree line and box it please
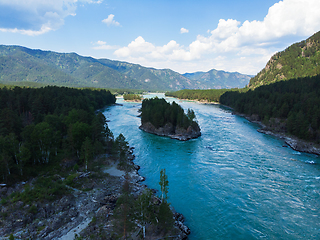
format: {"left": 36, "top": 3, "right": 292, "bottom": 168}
{"left": 166, "top": 88, "right": 243, "bottom": 103}
{"left": 140, "top": 97, "right": 199, "bottom": 130}
{"left": 220, "top": 74, "right": 320, "bottom": 142}
{"left": 0, "top": 86, "right": 117, "bottom": 183}
{"left": 123, "top": 94, "right": 141, "bottom": 101}
{"left": 114, "top": 169, "right": 175, "bottom": 239}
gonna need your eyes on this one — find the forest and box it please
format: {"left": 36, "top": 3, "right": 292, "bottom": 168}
{"left": 123, "top": 93, "right": 142, "bottom": 101}
{"left": 140, "top": 97, "right": 199, "bottom": 130}
{"left": 248, "top": 31, "right": 320, "bottom": 88}
{"left": 0, "top": 86, "right": 116, "bottom": 183}
{"left": 220, "top": 74, "right": 320, "bottom": 142}
{"left": 166, "top": 88, "right": 243, "bottom": 103}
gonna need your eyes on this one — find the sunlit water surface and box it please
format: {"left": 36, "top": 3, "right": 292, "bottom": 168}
{"left": 103, "top": 94, "right": 320, "bottom": 239}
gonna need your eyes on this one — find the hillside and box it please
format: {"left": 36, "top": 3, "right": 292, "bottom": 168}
{"left": 0, "top": 45, "right": 145, "bottom": 90}
{"left": 0, "top": 45, "right": 251, "bottom": 91}
{"left": 249, "top": 31, "right": 320, "bottom": 88}
{"left": 183, "top": 69, "right": 251, "bottom": 89}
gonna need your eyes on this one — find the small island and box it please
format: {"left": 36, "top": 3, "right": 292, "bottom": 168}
{"left": 139, "top": 97, "right": 201, "bottom": 141}
{"left": 123, "top": 93, "right": 142, "bottom": 102}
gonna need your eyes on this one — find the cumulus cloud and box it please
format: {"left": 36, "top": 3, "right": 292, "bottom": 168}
{"left": 102, "top": 14, "right": 121, "bottom": 26}
{"left": 108, "top": 0, "right": 320, "bottom": 74}
{"left": 0, "top": 0, "right": 101, "bottom": 35}
{"left": 92, "top": 40, "right": 119, "bottom": 50}
{"left": 180, "top": 28, "right": 189, "bottom": 34}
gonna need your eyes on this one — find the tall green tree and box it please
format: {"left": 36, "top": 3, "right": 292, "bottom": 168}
{"left": 135, "top": 189, "right": 155, "bottom": 239}
{"left": 158, "top": 168, "right": 173, "bottom": 234}
{"left": 159, "top": 169, "right": 169, "bottom": 202}
{"left": 80, "top": 137, "right": 93, "bottom": 171}
{"left": 113, "top": 174, "right": 135, "bottom": 239}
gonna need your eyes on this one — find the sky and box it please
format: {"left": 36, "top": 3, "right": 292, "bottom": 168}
{"left": 0, "top": 0, "right": 320, "bottom": 75}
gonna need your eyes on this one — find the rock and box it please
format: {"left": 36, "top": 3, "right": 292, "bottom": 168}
{"left": 139, "top": 122, "right": 201, "bottom": 141}
{"left": 133, "top": 164, "right": 140, "bottom": 170}
{"left": 175, "top": 220, "right": 191, "bottom": 235}
{"left": 77, "top": 172, "right": 91, "bottom": 178}
{"left": 174, "top": 212, "right": 185, "bottom": 222}
{"left": 0, "top": 186, "right": 7, "bottom": 196}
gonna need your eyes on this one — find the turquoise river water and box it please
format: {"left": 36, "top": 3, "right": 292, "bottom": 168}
{"left": 103, "top": 94, "right": 320, "bottom": 240}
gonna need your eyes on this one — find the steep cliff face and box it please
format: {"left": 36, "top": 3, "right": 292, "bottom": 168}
{"left": 139, "top": 122, "right": 201, "bottom": 141}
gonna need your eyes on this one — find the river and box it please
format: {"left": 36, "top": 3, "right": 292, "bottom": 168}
{"left": 103, "top": 93, "right": 320, "bottom": 239}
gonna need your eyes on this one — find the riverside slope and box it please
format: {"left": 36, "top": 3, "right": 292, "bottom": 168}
{"left": 0, "top": 151, "right": 190, "bottom": 239}
{"left": 238, "top": 113, "right": 320, "bottom": 155}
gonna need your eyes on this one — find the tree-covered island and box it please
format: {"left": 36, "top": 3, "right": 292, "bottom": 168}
{"left": 123, "top": 93, "right": 142, "bottom": 102}
{"left": 139, "top": 97, "right": 201, "bottom": 141}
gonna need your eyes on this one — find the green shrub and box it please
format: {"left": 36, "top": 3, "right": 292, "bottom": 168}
{"left": 29, "top": 205, "right": 38, "bottom": 214}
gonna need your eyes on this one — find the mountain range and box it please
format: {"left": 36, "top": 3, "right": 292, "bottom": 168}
{"left": 0, "top": 45, "right": 251, "bottom": 91}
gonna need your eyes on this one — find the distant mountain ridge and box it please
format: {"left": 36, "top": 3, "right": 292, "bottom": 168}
{"left": 249, "top": 31, "right": 320, "bottom": 88}
{"left": 183, "top": 69, "right": 252, "bottom": 89}
{"left": 0, "top": 45, "right": 251, "bottom": 90}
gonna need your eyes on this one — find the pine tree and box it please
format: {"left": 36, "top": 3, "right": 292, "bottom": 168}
{"left": 159, "top": 169, "right": 169, "bottom": 202}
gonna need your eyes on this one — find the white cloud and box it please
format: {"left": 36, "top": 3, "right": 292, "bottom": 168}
{"left": 92, "top": 40, "right": 118, "bottom": 50}
{"left": 180, "top": 28, "right": 189, "bottom": 34}
{"left": 102, "top": 14, "right": 121, "bottom": 27}
{"left": 0, "top": 0, "right": 100, "bottom": 35}
{"left": 108, "top": 0, "right": 320, "bottom": 75}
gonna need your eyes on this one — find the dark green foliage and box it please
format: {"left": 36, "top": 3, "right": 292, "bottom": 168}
{"left": 166, "top": 88, "right": 244, "bottom": 103}
{"left": 158, "top": 201, "right": 174, "bottom": 233}
{"left": 113, "top": 175, "right": 136, "bottom": 239}
{"left": 158, "top": 169, "right": 173, "bottom": 234}
{"left": 220, "top": 74, "right": 320, "bottom": 142}
{"left": 123, "top": 94, "right": 141, "bottom": 101}
{"left": 140, "top": 97, "right": 199, "bottom": 129}
{"left": 249, "top": 31, "right": 320, "bottom": 88}
{"left": 135, "top": 189, "right": 156, "bottom": 238}
{"left": 114, "top": 134, "right": 131, "bottom": 171}
{"left": 0, "top": 86, "right": 116, "bottom": 183}
{"left": 159, "top": 169, "right": 169, "bottom": 202}
{"left": 28, "top": 205, "right": 38, "bottom": 214}
{"left": 3, "top": 176, "right": 70, "bottom": 205}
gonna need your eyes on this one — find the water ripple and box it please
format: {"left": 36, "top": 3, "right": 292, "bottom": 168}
{"left": 105, "top": 95, "right": 320, "bottom": 240}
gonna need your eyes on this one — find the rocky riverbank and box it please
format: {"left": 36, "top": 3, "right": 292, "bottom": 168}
{"left": 235, "top": 113, "right": 320, "bottom": 155}
{"left": 0, "top": 150, "right": 190, "bottom": 239}
{"left": 139, "top": 122, "right": 201, "bottom": 141}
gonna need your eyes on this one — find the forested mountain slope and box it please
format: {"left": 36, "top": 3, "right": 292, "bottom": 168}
{"left": 249, "top": 31, "right": 320, "bottom": 88}
{"left": 0, "top": 45, "right": 145, "bottom": 90}
{"left": 183, "top": 69, "right": 251, "bottom": 89}
{"left": 0, "top": 45, "right": 251, "bottom": 91}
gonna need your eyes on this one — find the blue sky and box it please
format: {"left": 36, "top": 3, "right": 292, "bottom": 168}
{"left": 0, "top": 0, "right": 319, "bottom": 75}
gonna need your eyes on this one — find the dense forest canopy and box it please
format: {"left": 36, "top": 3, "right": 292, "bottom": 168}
{"left": 123, "top": 94, "right": 141, "bottom": 101}
{"left": 140, "top": 97, "right": 199, "bottom": 130}
{"left": 220, "top": 74, "right": 320, "bottom": 142}
{"left": 165, "top": 88, "right": 244, "bottom": 103}
{"left": 0, "top": 86, "right": 116, "bottom": 183}
{"left": 249, "top": 31, "right": 320, "bottom": 89}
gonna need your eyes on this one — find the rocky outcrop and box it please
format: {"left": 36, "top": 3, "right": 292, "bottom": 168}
{"left": 139, "top": 122, "right": 201, "bottom": 141}
{"left": 235, "top": 112, "right": 320, "bottom": 155}
{"left": 257, "top": 128, "right": 320, "bottom": 155}
{"left": 0, "top": 149, "right": 190, "bottom": 240}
